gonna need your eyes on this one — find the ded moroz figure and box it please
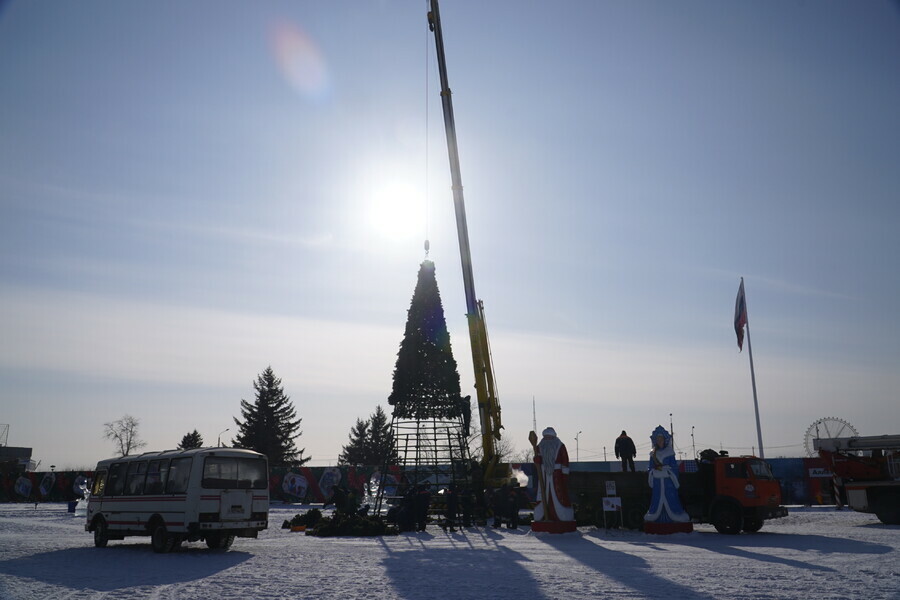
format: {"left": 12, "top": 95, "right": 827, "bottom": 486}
{"left": 529, "top": 427, "right": 577, "bottom": 533}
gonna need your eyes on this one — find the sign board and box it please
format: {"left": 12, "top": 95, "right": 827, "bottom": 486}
{"left": 605, "top": 481, "right": 617, "bottom": 496}
{"left": 602, "top": 497, "right": 622, "bottom": 511}
{"left": 808, "top": 468, "right": 832, "bottom": 478}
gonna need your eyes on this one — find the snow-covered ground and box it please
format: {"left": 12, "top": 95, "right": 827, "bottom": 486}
{"left": 0, "top": 503, "right": 897, "bottom": 600}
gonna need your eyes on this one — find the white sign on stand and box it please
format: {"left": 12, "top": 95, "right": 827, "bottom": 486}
{"left": 602, "top": 497, "right": 622, "bottom": 511}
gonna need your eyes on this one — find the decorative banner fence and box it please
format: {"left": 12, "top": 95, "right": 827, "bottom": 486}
{"left": 0, "top": 457, "right": 836, "bottom": 506}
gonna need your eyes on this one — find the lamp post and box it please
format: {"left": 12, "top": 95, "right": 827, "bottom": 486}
{"left": 575, "top": 431, "right": 582, "bottom": 463}
{"left": 218, "top": 428, "right": 230, "bottom": 447}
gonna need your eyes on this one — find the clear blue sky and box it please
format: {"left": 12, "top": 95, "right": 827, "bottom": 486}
{"left": 2, "top": 1, "right": 899, "bottom": 468}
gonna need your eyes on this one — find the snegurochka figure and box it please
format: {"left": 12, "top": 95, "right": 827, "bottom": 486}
{"left": 644, "top": 425, "right": 692, "bottom": 534}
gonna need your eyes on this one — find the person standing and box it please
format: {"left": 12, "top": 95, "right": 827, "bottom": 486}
{"left": 414, "top": 484, "right": 431, "bottom": 532}
{"left": 460, "top": 487, "right": 474, "bottom": 527}
{"left": 615, "top": 430, "right": 637, "bottom": 472}
{"left": 506, "top": 484, "right": 520, "bottom": 529}
{"left": 444, "top": 484, "right": 458, "bottom": 532}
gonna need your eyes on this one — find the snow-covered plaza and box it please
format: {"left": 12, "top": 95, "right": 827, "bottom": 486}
{"left": 0, "top": 503, "right": 897, "bottom": 599}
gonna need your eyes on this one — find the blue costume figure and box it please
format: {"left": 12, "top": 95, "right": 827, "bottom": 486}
{"left": 644, "top": 425, "right": 690, "bottom": 524}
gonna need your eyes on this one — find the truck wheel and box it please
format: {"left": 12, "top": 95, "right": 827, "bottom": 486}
{"left": 742, "top": 517, "right": 763, "bottom": 533}
{"left": 874, "top": 493, "right": 900, "bottom": 525}
{"left": 712, "top": 504, "right": 743, "bottom": 534}
{"left": 93, "top": 518, "right": 109, "bottom": 548}
{"left": 151, "top": 524, "right": 175, "bottom": 553}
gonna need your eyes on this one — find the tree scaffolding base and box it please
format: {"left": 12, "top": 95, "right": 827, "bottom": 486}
{"left": 643, "top": 521, "right": 693, "bottom": 535}
{"left": 531, "top": 520, "right": 577, "bottom": 534}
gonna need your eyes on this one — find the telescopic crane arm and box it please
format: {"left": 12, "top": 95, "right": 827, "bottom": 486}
{"left": 428, "top": 0, "right": 504, "bottom": 484}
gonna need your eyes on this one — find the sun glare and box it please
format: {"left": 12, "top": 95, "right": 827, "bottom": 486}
{"left": 368, "top": 178, "right": 426, "bottom": 240}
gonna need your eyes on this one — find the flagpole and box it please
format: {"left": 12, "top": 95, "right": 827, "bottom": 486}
{"left": 742, "top": 280, "right": 765, "bottom": 459}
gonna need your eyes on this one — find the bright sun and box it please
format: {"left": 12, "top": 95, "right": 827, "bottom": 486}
{"left": 368, "top": 178, "right": 426, "bottom": 240}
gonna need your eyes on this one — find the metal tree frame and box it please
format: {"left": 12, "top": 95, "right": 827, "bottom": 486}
{"left": 374, "top": 412, "right": 473, "bottom": 515}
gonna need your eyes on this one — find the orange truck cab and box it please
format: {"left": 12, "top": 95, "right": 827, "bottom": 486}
{"left": 680, "top": 454, "right": 787, "bottom": 534}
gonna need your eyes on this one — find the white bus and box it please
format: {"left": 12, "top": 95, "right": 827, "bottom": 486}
{"left": 86, "top": 447, "right": 269, "bottom": 552}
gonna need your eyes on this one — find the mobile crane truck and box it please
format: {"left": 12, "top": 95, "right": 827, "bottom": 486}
{"left": 816, "top": 434, "right": 900, "bottom": 525}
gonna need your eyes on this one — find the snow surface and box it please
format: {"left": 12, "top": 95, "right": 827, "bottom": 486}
{"left": 0, "top": 504, "right": 898, "bottom": 600}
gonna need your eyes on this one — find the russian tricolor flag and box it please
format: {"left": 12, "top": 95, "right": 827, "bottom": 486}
{"left": 734, "top": 278, "right": 748, "bottom": 351}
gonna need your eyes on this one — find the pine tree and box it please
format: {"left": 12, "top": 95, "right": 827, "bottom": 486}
{"left": 177, "top": 429, "right": 203, "bottom": 450}
{"left": 232, "top": 366, "right": 309, "bottom": 466}
{"left": 338, "top": 405, "right": 399, "bottom": 467}
{"left": 388, "top": 260, "right": 465, "bottom": 420}
{"left": 337, "top": 418, "right": 370, "bottom": 466}
{"left": 368, "top": 405, "right": 398, "bottom": 465}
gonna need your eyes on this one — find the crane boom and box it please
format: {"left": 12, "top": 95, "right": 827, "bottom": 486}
{"left": 428, "top": 0, "right": 505, "bottom": 484}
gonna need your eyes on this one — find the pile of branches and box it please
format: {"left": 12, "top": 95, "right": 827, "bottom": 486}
{"left": 281, "top": 508, "right": 323, "bottom": 530}
{"left": 305, "top": 511, "right": 398, "bottom": 538}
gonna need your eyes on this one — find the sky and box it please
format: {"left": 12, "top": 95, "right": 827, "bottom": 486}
{"left": 1, "top": 0, "right": 899, "bottom": 469}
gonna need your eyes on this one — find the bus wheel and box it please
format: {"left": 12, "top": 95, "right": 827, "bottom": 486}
{"left": 206, "top": 533, "right": 236, "bottom": 551}
{"left": 712, "top": 503, "right": 743, "bottom": 534}
{"left": 151, "top": 524, "right": 175, "bottom": 553}
{"left": 93, "top": 518, "right": 109, "bottom": 548}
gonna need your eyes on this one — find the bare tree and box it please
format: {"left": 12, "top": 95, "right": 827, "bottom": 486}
{"left": 103, "top": 415, "right": 147, "bottom": 457}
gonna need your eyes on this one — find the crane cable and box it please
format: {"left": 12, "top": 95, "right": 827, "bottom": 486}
{"left": 423, "top": 0, "right": 431, "bottom": 258}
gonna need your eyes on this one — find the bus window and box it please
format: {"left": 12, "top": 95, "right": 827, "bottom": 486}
{"left": 92, "top": 471, "right": 107, "bottom": 496}
{"left": 166, "top": 457, "right": 193, "bottom": 494}
{"left": 125, "top": 461, "right": 148, "bottom": 495}
{"left": 239, "top": 457, "right": 267, "bottom": 489}
{"left": 145, "top": 459, "right": 169, "bottom": 495}
{"left": 108, "top": 463, "right": 127, "bottom": 496}
{"left": 202, "top": 457, "right": 267, "bottom": 489}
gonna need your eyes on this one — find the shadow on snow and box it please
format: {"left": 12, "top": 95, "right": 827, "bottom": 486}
{"left": 539, "top": 533, "right": 721, "bottom": 600}
{"left": 378, "top": 531, "right": 550, "bottom": 600}
{"left": 0, "top": 545, "right": 251, "bottom": 592}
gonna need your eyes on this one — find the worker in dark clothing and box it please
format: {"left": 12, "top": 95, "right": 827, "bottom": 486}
{"left": 395, "top": 487, "right": 415, "bottom": 532}
{"left": 491, "top": 485, "right": 508, "bottom": 528}
{"left": 414, "top": 484, "right": 431, "bottom": 532}
{"left": 443, "top": 484, "right": 458, "bottom": 532}
{"left": 324, "top": 484, "right": 349, "bottom": 514}
{"left": 460, "top": 487, "right": 474, "bottom": 527}
{"left": 506, "top": 484, "right": 520, "bottom": 529}
{"left": 615, "top": 430, "right": 637, "bottom": 472}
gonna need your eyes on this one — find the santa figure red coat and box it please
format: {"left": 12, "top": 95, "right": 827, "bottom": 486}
{"left": 533, "top": 427, "right": 575, "bottom": 523}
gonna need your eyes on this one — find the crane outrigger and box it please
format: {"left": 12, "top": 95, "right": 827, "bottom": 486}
{"left": 428, "top": 0, "right": 507, "bottom": 487}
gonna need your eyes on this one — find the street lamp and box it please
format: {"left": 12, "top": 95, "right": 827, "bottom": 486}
{"left": 218, "top": 428, "right": 230, "bottom": 447}
{"left": 575, "top": 431, "right": 582, "bottom": 463}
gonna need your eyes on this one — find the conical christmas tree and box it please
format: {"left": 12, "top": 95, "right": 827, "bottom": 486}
{"left": 388, "top": 260, "right": 466, "bottom": 420}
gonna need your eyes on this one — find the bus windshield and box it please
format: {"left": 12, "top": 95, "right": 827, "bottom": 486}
{"left": 202, "top": 457, "right": 267, "bottom": 490}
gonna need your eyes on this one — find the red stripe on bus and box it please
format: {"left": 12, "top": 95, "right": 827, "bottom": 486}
{"left": 91, "top": 496, "right": 186, "bottom": 502}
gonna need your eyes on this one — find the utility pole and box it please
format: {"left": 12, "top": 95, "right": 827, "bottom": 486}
{"left": 575, "top": 431, "right": 582, "bottom": 462}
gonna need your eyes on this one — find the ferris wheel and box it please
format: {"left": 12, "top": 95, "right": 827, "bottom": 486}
{"left": 804, "top": 417, "right": 858, "bottom": 457}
